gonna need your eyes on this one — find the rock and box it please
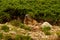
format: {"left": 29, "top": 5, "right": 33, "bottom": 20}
{"left": 41, "top": 22, "right": 52, "bottom": 28}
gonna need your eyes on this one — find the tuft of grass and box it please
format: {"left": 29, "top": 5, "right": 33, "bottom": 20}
{"left": 56, "top": 31, "right": 60, "bottom": 40}
{"left": 5, "top": 35, "right": 14, "bottom": 40}
{"left": 10, "top": 20, "right": 31, "bottom": 31}
{"left": 0, "top": 33, "right": 3, "bottom": 39}
{"left": 42, "top": 26, "right": 51, "bottom": 32}
{"left": 44, "top": 31, "right": 51, "bottom": 35}
{"left": 10, "top": 20, "right": 21, "bottom": 26}
{"left": 15, "top": 35, "right": 32, "bottom": 40}
{"left": 42, "top": 26, "right": 51, "bottom": 35}
{"left": 19, "top": 24, "right": 31, "bottom": 31}
{"left": 1, "top": 25, "right": 9, "bottom": 32}
{"left": 56, "top": 31, "right": 60, "bottom": 37}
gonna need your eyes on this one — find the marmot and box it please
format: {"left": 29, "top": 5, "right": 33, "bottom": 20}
{"left": 24, "top": 14, "right": 38, "bottom": 25}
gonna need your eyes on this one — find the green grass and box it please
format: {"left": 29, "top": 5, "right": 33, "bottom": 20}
{"left": 10, "top": 20, "right": 21, "bottom": 26}
{"left": 44, "top": 31, "right": 51, "bottom": 35}
{"left": 1, "top": 25, "right": 9, "bottom": 32}
{"left": 10, "top": 20, "right": 31, "bottom": 31}
{"left": 5, "top": 36, "right": 12, "bottom": 40}
{"left": 42, "top": 26, "right": 51, "bottom": 32}
{"left": 0, "top": 0, "right": 60, "bottom": 24}
{"left": 19, "top": 24, "right": 31, "bottom": 31}
{"left": 0, "top": 33, "right": 3, "bottom": 39}
{"left": 42, "top": 26, "right": 51, "bottom": 35}
{"left": 15, "top": 35, "right": 32, "bottom": 40}
{"left": 56, "top": 31, "right": 60, "bottom": 37}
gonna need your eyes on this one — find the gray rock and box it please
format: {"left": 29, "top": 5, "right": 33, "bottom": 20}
{"left": 41, "top": 22, "right": 52, "bottom": 28}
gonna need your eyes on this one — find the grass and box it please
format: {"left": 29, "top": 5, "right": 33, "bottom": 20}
{"left": 44, "top": 31, "right": 51, "bottom": 35}
{"left": 10, "top": 20, "right": 31, "bottom": 31}
{"left": 19, "top": 24, "right": 31, "bottom": 31}
{"left": 15, "top": 35, "right": 32, "bottom": 40}
{"left": 5, "top": 35, "right": 13, "bottom": 40}
{"left": 1, "top": 25, "right": 9, "bottom": 32}
{"left": 42, "top": 26, "right": 51, "bottom": 35}
{"left": 0, "top": 33, "right": 3, "bottom": 39}
{"left": 56, "top": 31, "right": 60, "bottom": 37}
{"left": 10, "top": 20, "right": 21, "bottom": 26}
{"left": 42, "top": 26, "right": 51, "bottom": 32}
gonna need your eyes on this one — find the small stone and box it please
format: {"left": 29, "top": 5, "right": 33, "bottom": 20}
{"left": 41, "top": 22, "right": 52, "bottom": 28}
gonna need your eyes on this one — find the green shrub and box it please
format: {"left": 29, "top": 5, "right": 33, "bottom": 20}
{"left": 0, "top": 12, "right": 11, "bottom": 23}
{"left": 15, "top": 35, "right": 32, "bottom": 40}
{"left": 1, "top": 25, "right": 9, "bottom": 32}
{"left": 0, "top": 0, "right": 60, "bottom": 24}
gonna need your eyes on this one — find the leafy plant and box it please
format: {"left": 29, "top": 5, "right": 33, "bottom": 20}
{"left": 1, "top": 25, "right": 9, "bottom": 32}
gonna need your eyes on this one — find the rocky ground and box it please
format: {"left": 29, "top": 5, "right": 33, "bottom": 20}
{"left": 0, "top": 22, "right": 60, "bottom": 40}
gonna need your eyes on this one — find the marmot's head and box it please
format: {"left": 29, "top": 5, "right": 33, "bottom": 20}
{"left": 25, "top": 14, "right": 29, "bottom": 17}
{"left": 25, "top": 14, "right": 31, "bottom": 18}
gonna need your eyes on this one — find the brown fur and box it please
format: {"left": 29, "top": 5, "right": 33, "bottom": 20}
{"left": 24, "top": 14, "right": 38, "bottom": 25}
